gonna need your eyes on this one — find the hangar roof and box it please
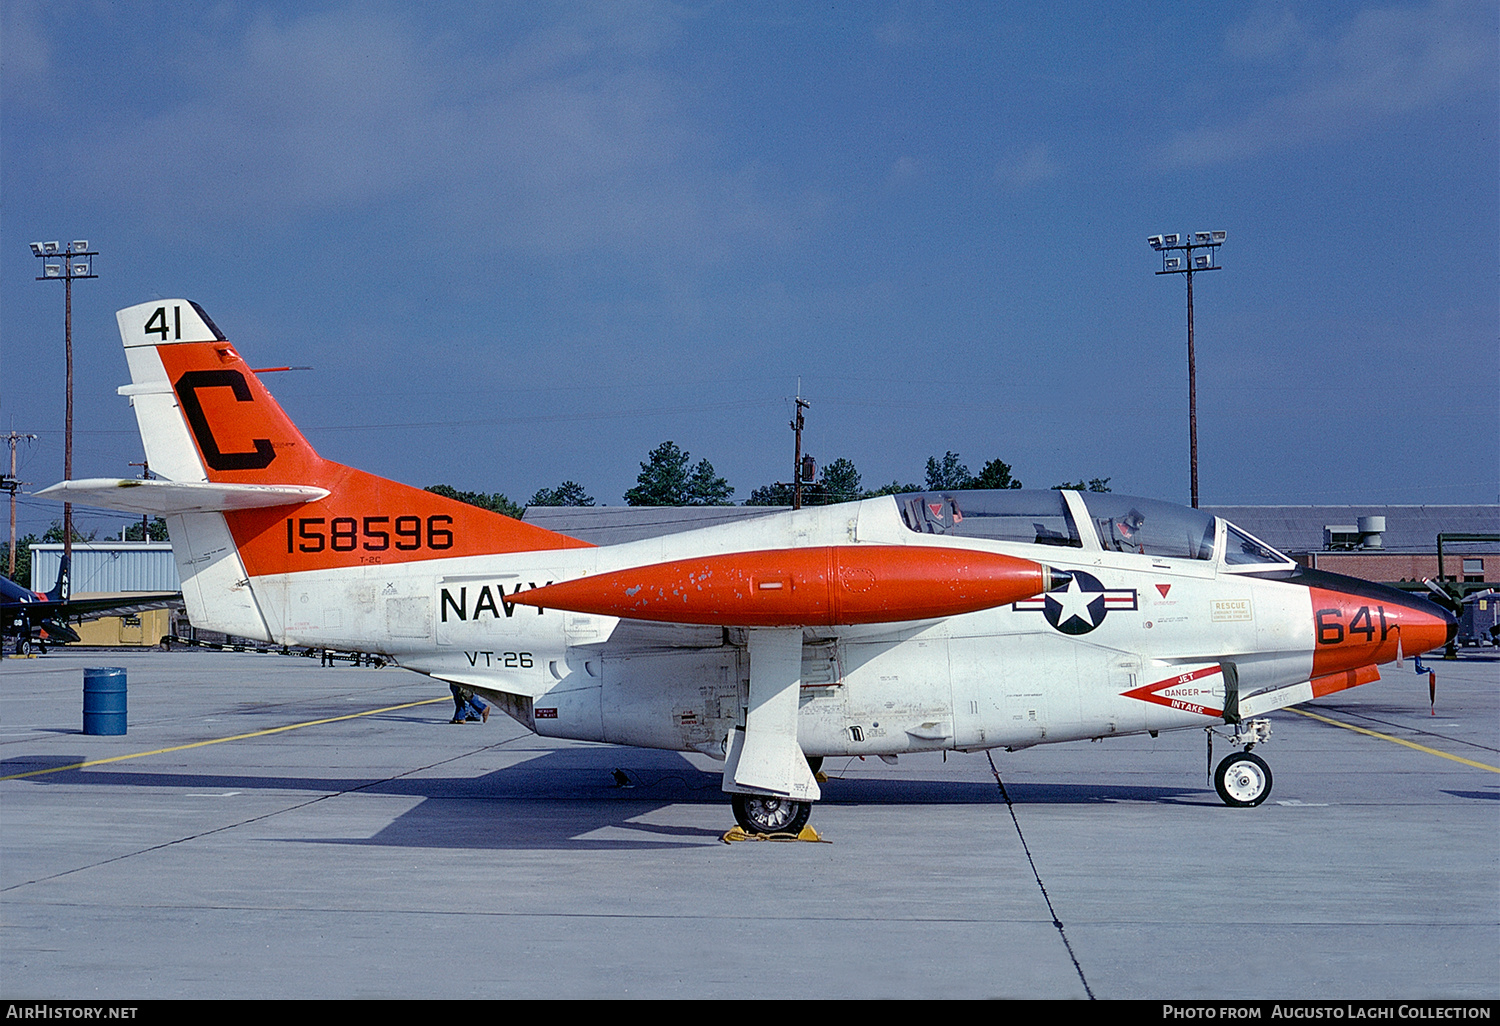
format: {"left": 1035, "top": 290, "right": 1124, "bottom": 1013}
{"left": 1200, "top": 505, "right": 1498, "bottom": 553}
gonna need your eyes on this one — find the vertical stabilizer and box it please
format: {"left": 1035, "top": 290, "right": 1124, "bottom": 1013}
{"left": 112, "top": 300, "right": 589, "bottom": 643}
{"left": 45, "top": 555, "right": 70, "bottom": 603}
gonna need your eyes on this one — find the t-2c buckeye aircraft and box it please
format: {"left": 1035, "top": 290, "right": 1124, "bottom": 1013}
{"left": 41, "top": 300, "right": 1458, "bottom": 834}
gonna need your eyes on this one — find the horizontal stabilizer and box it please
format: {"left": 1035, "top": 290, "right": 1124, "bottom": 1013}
{"left": 36, "top": 478, "right": 329, "bottom": 516}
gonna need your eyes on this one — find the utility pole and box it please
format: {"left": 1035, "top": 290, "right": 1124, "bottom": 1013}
{"left": 4, "top": 432, "right": 37, "bottom": 577}
{"left": 30, "top": 240, "right": 98, "bottom": 568}
{"left": 129, "top": 461, "right": 153, "bottom": 541}
{"left": 1148, "top": 231, "right": 1224, "bottom": 509}
{"left": 791, "top": 382, "right": 811, "bottom": 510}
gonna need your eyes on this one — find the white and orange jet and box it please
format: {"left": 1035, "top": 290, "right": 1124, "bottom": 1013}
{"left": 42, "top": 300, "right": 1457, "bottom": 834}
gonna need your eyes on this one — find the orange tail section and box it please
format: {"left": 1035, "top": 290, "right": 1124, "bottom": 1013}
{"left": 129, "top": 301, "right": 590, "bottom": 579}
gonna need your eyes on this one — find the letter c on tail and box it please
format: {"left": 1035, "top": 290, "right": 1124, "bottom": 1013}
{"left": 175, "top": 369, "right": 276, "bottom": 471}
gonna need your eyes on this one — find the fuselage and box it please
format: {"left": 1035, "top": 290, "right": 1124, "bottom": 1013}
{"left": 235, "top": 488, "right": 1453, "bottom": 760}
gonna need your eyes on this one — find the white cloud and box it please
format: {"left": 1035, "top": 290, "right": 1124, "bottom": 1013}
{"left": 1166, "top": 0, "right": 1494, "bottom": 166}
{"left": 65, "top": 5, "right": 797, "bottom": 264}
{"left": 1, "top": 0, "right": 54, "bottom": 108}
{"left": 887, "top": 155, "right": 920, "bottom": 184}
{"left": 1223, "top": 5, "right": 1310, "bottom": 63}
{"left": 996, "top": 143, "right": 1062, "bottom": 192}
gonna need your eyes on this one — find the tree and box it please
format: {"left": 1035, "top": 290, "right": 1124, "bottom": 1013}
{"left": 745, "top": 483, "right": 793, "bottom": 506}
{"left": 625, "top": 441, "right": 691, "bottom": 505}
{"left": 744, "top": 456, "right": 863, "bottom": 507}
{"left": 424, "top": 484, "right": 524, "bottom": 519}
{"left": 123, "top": 517, "right": 170, "bottom": 541}
{"left": 861, "top": 480, "right": 921, "bottom": 498}
{"left": 820, "top": 457, "right": 863, "bottom": 504}
{"left": 922, "top": 453, "right": 1023, "bottom": 491}
{"left": 686, "top": 459, "right": 734, "bottom": 506}
{"left": 1052, "top": 477, "right": 1112, "bottom": 493}
{"left": 1, "top": 533, "right": 37, "bottom": 585}
{"left": 528, "top": 481, "right": 595, "bottom": 507}
{"left": 625, "top": 441, "right": 734, "bottom": 506}
{"left": 925, "top": 451, "right": 972, "bottom": 491}
{"left": 43, "top": 520, "right": 95, "bottom": 543}
{"left": 4, "top": 522, "right": 94, "bottom": 587}
{"left": 973, "top": 458, "right": 1023, "bottom": 490}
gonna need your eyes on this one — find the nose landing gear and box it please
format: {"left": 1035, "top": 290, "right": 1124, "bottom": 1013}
{"left": 1208, "top": 718, "right": 1273, "bottom": 807}
{"left": 1214, "top": 751, "right": 1272, "bottom": 807}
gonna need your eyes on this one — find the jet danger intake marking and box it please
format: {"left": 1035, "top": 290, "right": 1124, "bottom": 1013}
{"left": 1013, "top": 570, "right": 1137, "bottom": 635}
{"left": 1121, "top": 665, "right": 1225, "bottom": 718}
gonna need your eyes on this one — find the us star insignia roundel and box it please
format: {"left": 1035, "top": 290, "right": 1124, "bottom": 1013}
{"left": 1013, "top": 570, "right": 1138, "bottom": 635}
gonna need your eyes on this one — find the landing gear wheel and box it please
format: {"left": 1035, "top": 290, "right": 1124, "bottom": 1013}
{"left": 15, "top": 637, "right": 31, "bottom": 657}
{"left": 1215, "top": 752, "right": 1272, "bottom": 807}
{"left": 731, "top": 793, "right": 813, "bottom": 836}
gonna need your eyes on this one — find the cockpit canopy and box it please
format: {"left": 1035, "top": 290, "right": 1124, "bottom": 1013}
{"left": 900, "top": 490, "right": 1086, "bottom": 549}
{"left": 896, "top": 489, "right": 1290, "bottom": 567}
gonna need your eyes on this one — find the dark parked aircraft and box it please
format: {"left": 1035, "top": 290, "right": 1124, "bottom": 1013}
{"left": 2, "top": 556, "right": 180, "bottom": 655}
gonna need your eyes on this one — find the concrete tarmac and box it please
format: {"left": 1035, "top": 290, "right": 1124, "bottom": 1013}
{"left": 2, "top": 649, "right": 1495, "bottom": 1000}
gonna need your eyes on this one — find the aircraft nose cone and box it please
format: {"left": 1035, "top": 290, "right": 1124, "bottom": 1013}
{"left": 1396, "top": 591, "right": 1457, "bottom": 657}
{"left": 1304, "top": 570, "right": 1456, "bottom": 675}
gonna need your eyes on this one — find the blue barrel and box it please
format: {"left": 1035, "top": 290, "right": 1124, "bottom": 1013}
{"left": 83, "top": 667, "right": 127, "bottom": 735}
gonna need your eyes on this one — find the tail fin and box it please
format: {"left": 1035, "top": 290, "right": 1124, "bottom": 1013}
{"left": 45, "top": 555, "right": 69, "bottom": 603}
{"left": 119, "top": 300, "right": 313, "bottom": 485}
{"left": 110, "top": 300, "right": 589, "bottom": 640}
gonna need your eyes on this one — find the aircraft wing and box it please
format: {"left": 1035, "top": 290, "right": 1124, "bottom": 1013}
{"left": 32, "top": 593, "right": 184, "bottom": 621}
{"left": 4, "top": 590, "right": 181, "bottom": 648}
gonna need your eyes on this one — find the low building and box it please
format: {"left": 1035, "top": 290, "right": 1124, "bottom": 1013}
{"left": 29, "top": 541, "right": 185, "bottom": 647}
{"left": 1200, "top": 505, "right": 1498, "bottom": 586}
{"left": 31, "top": 541, "right": 179, "bottom": 593}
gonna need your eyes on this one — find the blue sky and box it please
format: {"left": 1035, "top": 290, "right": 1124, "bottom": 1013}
{"left": 4, "top": 1, "right": 1496, "bottom": 543}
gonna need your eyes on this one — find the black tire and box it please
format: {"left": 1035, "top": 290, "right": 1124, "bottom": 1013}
{"left": 1214, "top": 752, "right": 1272, "bottom": 807}
{"left": 731, "top": 793, "right": 813, "bottom": 836}
{"left": 16, "top": 637, "right": 31, "bottom": 657}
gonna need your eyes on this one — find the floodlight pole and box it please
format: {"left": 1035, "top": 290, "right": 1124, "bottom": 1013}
{"left": 1149, "top": 232, "right": 1224, "bottom": 509}
{"left": 32, "top": 241, "right": 98, "bottom": 572}
{"left": 1187, "top": 269, "right": 1197, "bottom": 508}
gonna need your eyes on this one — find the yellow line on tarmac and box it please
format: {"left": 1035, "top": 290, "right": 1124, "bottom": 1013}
{"left": 0, "top": 697, "right": 449, "bottom": 782}
{"left": 1288, "top": 706, "right": 1500, "bottom": 773}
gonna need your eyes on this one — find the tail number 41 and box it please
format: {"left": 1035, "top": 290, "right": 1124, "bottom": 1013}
{"left": 144, "top": 306, "right": 182, "bottom": 340}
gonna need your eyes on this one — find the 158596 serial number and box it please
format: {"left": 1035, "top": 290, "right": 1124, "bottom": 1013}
{"left": 285, "top": 515, "right": 453, "bottom": 553}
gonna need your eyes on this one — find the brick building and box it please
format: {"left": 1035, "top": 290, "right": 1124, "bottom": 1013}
{"left": 1200, "top": 505, "right": 1498, "bottom": 586}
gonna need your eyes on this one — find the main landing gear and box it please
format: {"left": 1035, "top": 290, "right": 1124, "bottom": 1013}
{"left": 729, "top": 756, "right": 822, "bottom": 836}
{"left": 731, "top": 794, "right": 814, "bottom": 836}
{"left": 1210, "top": 719, "right": 1273, "bottom": 807}
{"left": 724, "top": 629, "right": 823, "bottom": 838}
